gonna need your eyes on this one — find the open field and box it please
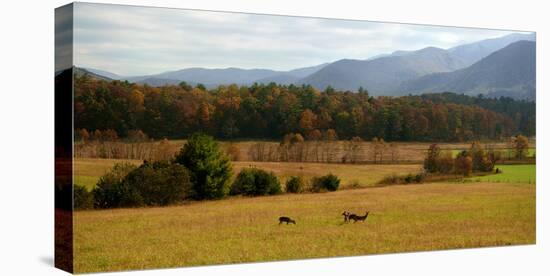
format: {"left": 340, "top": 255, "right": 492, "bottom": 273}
{"left": 74, "top": 181, "right": 535, "bottom": 273}
{"left": 72, "top": 148, "right": 536, "bottom": 273}
{"left": 469, "top": 164, "right": 536, "bottom": 184}
{"left": 74, "top": 158, "right": 423, "bottom": 189}
{"left": 74, "top": 158, "right": 143, "bottom": 190}
{"left": 221, "top": 161, "right": 422, "bottom": 188}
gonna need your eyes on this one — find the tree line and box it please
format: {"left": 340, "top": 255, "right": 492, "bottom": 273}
{"left": 74, "top": 74, "right": 535, "bottom": 142}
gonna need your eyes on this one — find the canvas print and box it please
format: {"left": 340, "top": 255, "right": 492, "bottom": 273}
{"left": 55, "top": 2, "right": 536, "bottom": 273}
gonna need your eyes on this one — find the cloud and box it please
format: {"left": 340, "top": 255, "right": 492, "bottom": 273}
{"left": 73, "top": 2, "right": 529, "bottom": 76}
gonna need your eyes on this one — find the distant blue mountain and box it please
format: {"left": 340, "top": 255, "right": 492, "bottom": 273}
{"left": 398, "top": 40, "right": 536, "bottom": 101}
{"left": 448, "top": 32, "right": 535, "bottom": 67}
{"left": 80, "top": 32, "right": 535, "bottom": 100}
{"left": 84, "top": 68, "right": 123, "bottom": 80}
{"left": 299, "top": 33, "right": 535, "bottom": 95}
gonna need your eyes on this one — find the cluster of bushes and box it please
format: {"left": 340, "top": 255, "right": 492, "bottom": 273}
{"left": 285, "top": 174, "right": 340, "bottom": 193}
{"left": 74, "top": 161, "right": 193, "bottom": 210}
{"left": 74, "top": 133, "right": 231, "bottom": 209}
{"left": 311, "top": 174, "right": 340, "bottom": 192}
{"left": 424, "top": 142, "right": 500, "bottom": 176}
{"left": 230, "top": 168, "right": 281, "bottom": 196}
{"left": 73, "top": 133, "right": 342, "bottom": 210}
{"left": 380, "top": 173, "right": 426, "bottom": 185}
{"left": 229, "top": 170, "right": 341, "bottom": 196}
{"left": 94, "top": 161, "right": 192, "bottom": 208}
{"left": 285, "top": 176, "right": 304, "bottom": 193}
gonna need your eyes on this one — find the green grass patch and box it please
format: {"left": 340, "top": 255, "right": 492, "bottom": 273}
{"left": 469, "top": 164, "right": 535, "bottom": 184}
{"left": 74, "top": 175, "right": 100, "bottom": 191}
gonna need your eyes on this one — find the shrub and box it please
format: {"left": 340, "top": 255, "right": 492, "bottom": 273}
{"left": 454, "top": 151, "right": 473, "bottom": 176}
{"left": 380, "top": 172, "right": 425, "bottom": 186}
{"left": 93, "top": 161, "right": 192, "bottom": 208}
{"left": 404, "top": 174, "right": 414, "bottom": 184}
{"left": 93, "top": 163, "right": 137, "bottom": 208}
{"left": 424, "top": 144, "right": 441, "bottom": 173}
{"left": 230, "top": 168, "right": 281, "bottom": 196}
{"left": 414, "top": 173, "right": 426, "bottom": 183}
{"left": 513, "top": 135, "right": 529, "bottom": 159}
{"left": 381, "top": 174, "right": 400, "bottom": 185}
{"left": 74, "top": 184, "right": 93, "bottom": 210}
{"left": 311, "top": 174, "right": 340, "bottom": 192}
{"left": 174, "top": 133, "right": 233, "bottom": 199}
{"left": 469, "top": 142, "right": 494, "bottom": 172}
{"left": 285, "top": 176, "right": 304, "bottom": 193}
{"left": 436, "top": 152, "right": 455, "bottom": 174}
{"left": 122, "top": 161, "right": 192, "bottom": 206}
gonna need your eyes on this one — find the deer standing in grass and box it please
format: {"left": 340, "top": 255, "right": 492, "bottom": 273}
{"left": 342, "top": 211, "right": 351, "bottom": 222}
{"left": 348, "top": 211, "right": 369, "bottom": 223}
{"left": 279, "top": 216, "right": 296, "bottom": 225}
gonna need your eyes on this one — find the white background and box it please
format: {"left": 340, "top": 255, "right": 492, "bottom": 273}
{"left": 0, "top": 0, "right": 547, "bottom": 275}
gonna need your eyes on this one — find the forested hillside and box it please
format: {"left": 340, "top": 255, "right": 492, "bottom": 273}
{"left": 71, "top": 70, "right": 535, "bottom": 142}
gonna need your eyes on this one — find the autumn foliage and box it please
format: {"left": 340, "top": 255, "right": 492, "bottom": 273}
{"left": 74, "top": 75, "right": 534, "bottom": 142}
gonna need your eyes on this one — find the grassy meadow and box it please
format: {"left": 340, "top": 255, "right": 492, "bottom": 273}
{"left": 469, "top": 164, "right": 536, "bottom": 184}
{"left": 74, "top": 181, "right": 535, "bottom": 273}
{"left": 74, "top": 158, "right": 423, "bottom": 190}
{"left": 72, "top": 141, "right": 536, "bottom": 273}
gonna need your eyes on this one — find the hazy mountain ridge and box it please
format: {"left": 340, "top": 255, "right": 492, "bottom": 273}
{"left": 80, "top": 32, "right": 535, "bottom": 100}
{"left": 448, "top": 33, "right": 535, "bottom": 67}
{"left": 74, "top": 67, "right": 113, "bottom": 81}
{"left": 398, "top": 40, "right": 535, "bottom": 101}
{"left": 299, "top": 46, "right": 467, "bottom": 94}
{"left": 298, "top": 33, "right": 534, "bottom": 95}
{"left": 84, "top": 68, "right": 123, "bottom": 80}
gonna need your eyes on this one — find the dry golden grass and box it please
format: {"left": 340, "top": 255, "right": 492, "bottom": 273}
{"left": 74, "top": 158, "right": 422, "bottom": 189}
{"left": 233, "top": 161, "right": 422, "bottom": 187}
{"left": 74, "top": 182, "right": 535, "bottom": 273}
{"left": 74, "top": 158, "right": 143, "bottom": 189}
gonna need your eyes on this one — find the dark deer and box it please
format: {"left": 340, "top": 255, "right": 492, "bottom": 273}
{"left": 342, "top": 211, "right": 352, "bottom": 222}
{"left": 279, "top": 216, "right": 296, "bottom": 225}
{"left": 348, "top": 211, "right": 369, "bottom": 223}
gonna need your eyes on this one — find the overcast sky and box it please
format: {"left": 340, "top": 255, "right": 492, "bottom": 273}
{"left": 73, "top": 2, "right": 528, "bottom": 76}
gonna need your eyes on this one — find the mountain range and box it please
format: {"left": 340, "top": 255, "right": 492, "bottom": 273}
{"left": 398, "top": 40, "right": 535, "bottom": 100}
{"left": 79, "top": 32, "right": 535, "bottom": 101}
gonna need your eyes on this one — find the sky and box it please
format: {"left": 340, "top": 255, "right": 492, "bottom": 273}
{"left": 70, "top": 2, "right": 529, "bottom": 76}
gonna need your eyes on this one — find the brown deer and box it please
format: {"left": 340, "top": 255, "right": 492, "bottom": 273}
{"left": 342, "top": 211, "right": 352, "bottom": 222}
{"left": 348, "top": 211, "right": 369, "bottom": 223}
{"left": 279, "top": 216, "right": 296, "bottom": 225}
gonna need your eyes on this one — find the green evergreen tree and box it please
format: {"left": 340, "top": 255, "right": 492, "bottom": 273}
{"left": 174, "top": 133, "right": 233, "bottom": 199}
